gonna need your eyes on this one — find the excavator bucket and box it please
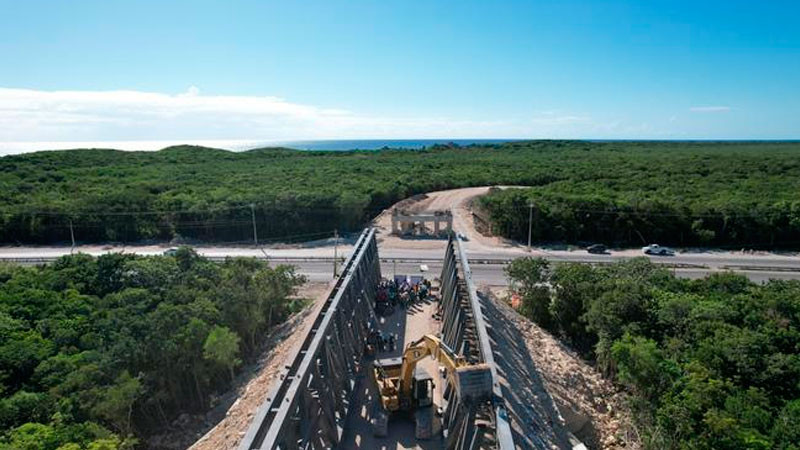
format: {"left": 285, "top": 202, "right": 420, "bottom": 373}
{"left": 455, "top": 363, "right": 493, "bottom": 401}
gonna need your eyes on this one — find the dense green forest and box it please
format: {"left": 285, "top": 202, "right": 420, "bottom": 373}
{"left": 505, "top": 257, "right": 800, "bottom": 449}
{"left": 475, "top": 142, "right": 800, "bottom": 248}
{"left": 0, "top": 250, "right": 305, "bottom": 449}
{"left": 2, "top": 141, "right": 800, "bottom": 248}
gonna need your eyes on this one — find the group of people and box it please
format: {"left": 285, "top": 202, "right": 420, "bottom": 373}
{"left": 366, "top": 276, "right": 435, "bottom": 356}
{"left": 367, "top": 329, "right": 397, "bottom": 354}
{"left": 376, "top": 277, "right": 432, "bottom": 312}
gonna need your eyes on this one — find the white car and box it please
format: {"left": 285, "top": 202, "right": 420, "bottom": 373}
{"left": 642, "top": 244, "right": 674, "bottom": 256}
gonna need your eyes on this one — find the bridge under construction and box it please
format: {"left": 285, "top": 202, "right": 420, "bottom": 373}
{"left": 237, "top": 228, "right": 582, "bottom": 450}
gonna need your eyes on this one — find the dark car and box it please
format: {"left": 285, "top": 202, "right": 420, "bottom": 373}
{"left": 586, "top": 244, "right": 608, "bottom": 254}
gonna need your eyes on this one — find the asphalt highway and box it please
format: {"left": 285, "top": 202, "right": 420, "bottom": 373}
{"left": 2, "top": 244, "right": 800, "bottom": 284}
{"left": 286, "top": 259, "right": 800, "bottom": 284}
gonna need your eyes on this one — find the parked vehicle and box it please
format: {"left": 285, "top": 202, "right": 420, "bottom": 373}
{"left": 642, "top": 244, "right": 674, "bottom": 256}
{"left": 586, "top": 244, "right": 608, "bottom": 254}
{"left": 163, "top": 247, "right": 179, "bottom": 256}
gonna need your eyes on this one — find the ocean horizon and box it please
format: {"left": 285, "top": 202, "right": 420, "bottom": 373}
{"left": 2, "top": 138, "right": 798, "bottom": 157}
{"left": 0, "top": 139, "right": 523, "bottom": 156}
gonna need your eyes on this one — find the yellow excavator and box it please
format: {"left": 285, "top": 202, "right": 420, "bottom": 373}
{"left": 371, "top": 334, "right": 493, "bottom": 438}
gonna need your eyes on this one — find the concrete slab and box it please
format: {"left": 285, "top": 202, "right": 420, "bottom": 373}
{"left": 340, "top": 285, "right": 445, "bottom": 449}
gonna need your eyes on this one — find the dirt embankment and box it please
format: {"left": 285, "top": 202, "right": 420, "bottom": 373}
{"left": 483, "top": 287, "right": 641, "bottom": 450}
{"left": 190, "top": 282, "right": 330, "bottom": 450}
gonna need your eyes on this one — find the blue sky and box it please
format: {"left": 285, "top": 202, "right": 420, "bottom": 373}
{"left": 1, "top": 0, "right": 798, "bottom": 146}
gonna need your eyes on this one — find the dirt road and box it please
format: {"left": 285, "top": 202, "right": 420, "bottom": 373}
{"left": 373, "top": 186, "right": 517, "bottom": 252}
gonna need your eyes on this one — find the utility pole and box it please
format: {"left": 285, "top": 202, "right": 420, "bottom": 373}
{"left": 333, "top": 229, "right": 339, "bottom": 278}
{"left": 250, "top": 204, "right": 258, "bottom": 246}
{"left": 69, "top": 219, "right": 76, "bottom": 254}
{"left": 527, "top": 203, "right": 534, "bottom": 251}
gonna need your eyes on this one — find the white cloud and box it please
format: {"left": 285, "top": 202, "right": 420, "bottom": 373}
{"left": 0, "top": 87, "right": 521, "bottom": 145}
{"left": 179, "top": 85, "right": 200, "bottom": 97}
{"left": 530, "top": 112, "right": 590, "bottom": 126}
{"left": 2, "top": 87, "right": 658, "bottom": 151}
{"left": 689, "top": 106, "right": 731, "bottom": 113}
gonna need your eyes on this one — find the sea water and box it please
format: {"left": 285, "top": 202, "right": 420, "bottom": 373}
{"left": 0, "top": 139, "right": 522, "bottom": 156}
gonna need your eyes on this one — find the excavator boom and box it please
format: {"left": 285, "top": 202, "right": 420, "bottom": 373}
{"left": 400, "top": 335, "right": 493, "bottom": 403}
{"left": 371, "top": 333, "right": 493, "bottom": 438}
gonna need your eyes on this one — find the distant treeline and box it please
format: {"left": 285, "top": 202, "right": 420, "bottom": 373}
{"left": 2, "top": 141, "right": 800, "bottom": 248}
{"left": 478, "top": 187, "right": 800, "bottom": 249}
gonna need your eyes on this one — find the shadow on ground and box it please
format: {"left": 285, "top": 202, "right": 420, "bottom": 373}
{"left": 478, "top": 291, "right": 581, "bottom": 449}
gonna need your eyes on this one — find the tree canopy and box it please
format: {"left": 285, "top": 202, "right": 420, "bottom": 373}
{"left": 505, "top": 258, "right": 800, "bottom": 449}
{"left": 0, "top": 251, "right": 305, "bottom": 448}
{"left": 2, "top": 141, "right": 800, "bottom": 248}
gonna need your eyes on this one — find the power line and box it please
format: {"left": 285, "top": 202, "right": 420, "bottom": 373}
{"left": 250, "top": 204, "right": 258, "bottom": 246}
{"left": 1, "top": 199, "right": 786, "bottom": 221}
{"left": 0, "top": 202, "right": 387, "bottom": 217}
{"left": 0, "top": 228, "right": 343, "bottom": 248}
{"left": 517, "top": 204, "right": 797, "bottom": 220}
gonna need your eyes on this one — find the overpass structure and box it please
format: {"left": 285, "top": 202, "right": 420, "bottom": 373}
{"left": 391, "top": 209, "right": 453, "bottom": 237}
{"left": 238, "top": 228, "right": 570, "bottom": 449}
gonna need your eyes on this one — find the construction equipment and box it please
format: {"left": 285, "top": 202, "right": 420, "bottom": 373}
{"left": 371, "top": 334, "right": 493, "bottom": 438}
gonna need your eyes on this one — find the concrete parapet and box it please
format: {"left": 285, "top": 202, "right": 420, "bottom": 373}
{"left": 391, "top": 209, "right": 453, "bottom": 237}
